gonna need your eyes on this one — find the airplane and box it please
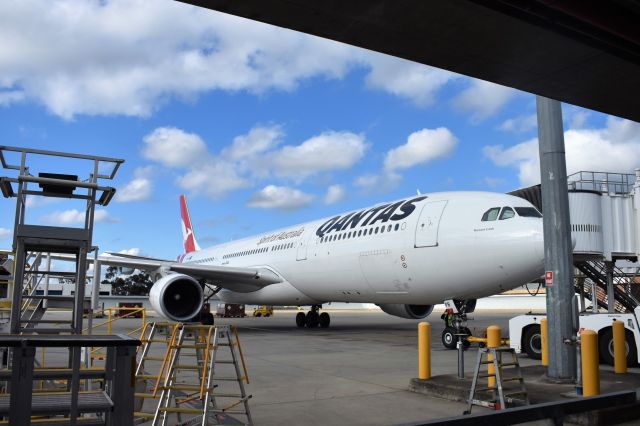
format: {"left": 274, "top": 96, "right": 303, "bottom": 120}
{"left": 96, "top": 191, "right": 545, "bottom": 348}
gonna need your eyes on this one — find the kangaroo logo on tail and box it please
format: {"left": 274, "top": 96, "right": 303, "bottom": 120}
{"left": 180, "top": 195, "right": 201, "bottom": 255}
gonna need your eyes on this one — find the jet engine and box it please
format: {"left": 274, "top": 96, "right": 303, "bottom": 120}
{"left": 377, "top": 304, "right": 434, "bottom": 319}
{"left": 149, "top": 274, "right": 204, "bottom": 322}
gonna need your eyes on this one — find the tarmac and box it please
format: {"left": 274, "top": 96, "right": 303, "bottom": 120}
{"left": 39, "top": 308, "right": 640, "bottom": 425}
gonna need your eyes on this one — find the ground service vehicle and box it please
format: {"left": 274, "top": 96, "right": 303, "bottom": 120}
{"left": 216, "top": 303, "right": 246, "bottom": 318}
{"left": 509, "top": 306, "right": 640, "bottom": 365}
{"left": 253, "top": 306, "right": 274, "bottom": 317}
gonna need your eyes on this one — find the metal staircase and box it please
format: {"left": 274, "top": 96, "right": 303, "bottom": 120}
{"left": 574, "top": 260, "right": 640, "bottom": 313}
{"left": 0, "top": 145, "right": 129, "bottom": 425}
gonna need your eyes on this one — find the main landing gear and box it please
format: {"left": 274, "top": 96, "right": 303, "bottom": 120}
{"left": 441, "top": 299, "right": 476, "bottom": 350}
{"left": 296, "top": 305, "right": 330, "bottom": 328}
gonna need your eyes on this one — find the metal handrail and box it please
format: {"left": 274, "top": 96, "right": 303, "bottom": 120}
{"left": 567, "top": 170, "right": 636, "bottom": 194}
{"left": 0, "top": 145, "right": 123, "bottom": 180}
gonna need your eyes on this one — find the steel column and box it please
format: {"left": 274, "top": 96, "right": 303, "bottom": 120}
{"left": 108, "top": 344, "right": 136, "bottom": 426}
{"left": 536, "top": 96, "right": 576, "bottom": 381}
{"left": 605, "top": 262, "right": 615, "bottom": 313}
{"left": 9, "top": 346, "right": 35, "bottom": 426}
{"left": 9, "top": 239, "right": 26, "bottom": 335}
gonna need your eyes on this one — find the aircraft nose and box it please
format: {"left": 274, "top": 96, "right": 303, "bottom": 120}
{"left": 533, "top": 222, "right": 545, "bottom": 263}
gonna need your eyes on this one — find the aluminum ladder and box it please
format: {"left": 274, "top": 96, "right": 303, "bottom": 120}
{"left": 465, "top": 346, "right": 529, "bottom": 414}
{"left": 133, "top": 322, "right": 180, "bottom": 423}
{"left": 152, "top": 324, "right": 253, "bottom": 426}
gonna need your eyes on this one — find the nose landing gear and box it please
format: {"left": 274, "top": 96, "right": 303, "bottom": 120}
{"left": 296, "top": 305, "right": 330, "bottom": 328}
{"left": 441, "top": 299, "right": 475, "bottom": 349}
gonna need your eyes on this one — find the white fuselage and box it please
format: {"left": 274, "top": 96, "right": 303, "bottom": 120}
{"left": 181, "top": 192, "right": 545, "bottom": 306}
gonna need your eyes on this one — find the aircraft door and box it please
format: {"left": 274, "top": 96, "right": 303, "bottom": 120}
{"left": 296, "top": 232, "right": 309, "bottom": 261}
{"left": 414, "top": 200, "right": 448, "bottom": 247}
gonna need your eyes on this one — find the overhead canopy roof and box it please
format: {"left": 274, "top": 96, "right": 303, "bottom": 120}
{"left": 178, "top": 0, "right": 640, "bottom": 122}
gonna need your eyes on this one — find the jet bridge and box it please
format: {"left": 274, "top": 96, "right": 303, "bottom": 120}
{"left": 510, "top": 169, "right": 640, "bottom": 314}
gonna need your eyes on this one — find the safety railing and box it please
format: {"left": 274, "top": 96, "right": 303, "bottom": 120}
{"left": 85, "top": 306, "right": 147, "bottom": 366}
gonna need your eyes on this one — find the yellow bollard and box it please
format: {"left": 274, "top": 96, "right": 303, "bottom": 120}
{"left": 487, "top": 325, "right": 501, "bottom": 388}
{"left": 612, "top": 320, "right": 627, "bottom": 374}
{"left": 581, "top": 329, "right": 600, "bottom": 396}
{"left": 418, "top": 322, "right": 431, "bottom": 379}
{"left": 541, "top": 318, "right": 549, "bottom": 366}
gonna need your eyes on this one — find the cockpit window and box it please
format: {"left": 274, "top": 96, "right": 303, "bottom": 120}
{"left": 499, "top": 207, "right": 515, "bottom": 220}
{"left": 515, "top": 207, "right": 542, "bottom": 218}
{"left": 481, "top": 207, "right": 501, "bottom": 221}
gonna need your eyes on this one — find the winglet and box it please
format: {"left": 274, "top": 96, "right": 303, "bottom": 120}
{"left": 180, "top": 195, "right": 201, "bottom": 254}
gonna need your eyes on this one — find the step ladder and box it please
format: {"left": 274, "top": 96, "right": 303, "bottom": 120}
{"left": 133, "top": 322, "right": 181, "bottom": 422}
{"left": 152, "top": 324, "right": 253, "bottom": 426}
{"left": 465, "top": 347, "right": 529, "bottom": 414}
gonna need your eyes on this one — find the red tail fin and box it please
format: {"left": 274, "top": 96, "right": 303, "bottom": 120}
{"left": 180, "top": 195, "right": 200, "bottom": 254}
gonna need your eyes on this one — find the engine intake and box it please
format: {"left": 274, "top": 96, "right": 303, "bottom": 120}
{"left": 149, "top": 274, "right": 204, "bottom": 322}
{"left": 377, "top": 304, "right": 434, "bottom": 319}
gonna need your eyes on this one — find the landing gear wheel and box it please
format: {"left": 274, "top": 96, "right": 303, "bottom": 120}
{"left": 319, "top": 312, "right": 330, "bottom": 328}
{"left": 296, "top": 312, "right": 306, "bottom": 328}
{"left": 599, "top": 328, "right": 636, "bottom": 366}
{"left": 306, "top": 311, "right": 320, "bottom": 328}
{"left": 201, "top": 312, "right": 214, "bottom": 326}
{"left": 255, "top": 313, "right": 262, "bottom": 317}
{"left": 265, "top": 313, "right": 271, "bottom": 317}
{"left": 442, "top": 327, "right": 457, "bottom": 350}
{"left": 522, "top": 325, "right": 542, "bottom": 360}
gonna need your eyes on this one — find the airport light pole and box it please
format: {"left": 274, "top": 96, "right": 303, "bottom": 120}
{"left": 536, "top": 96, "right": 577, "bottom": 381}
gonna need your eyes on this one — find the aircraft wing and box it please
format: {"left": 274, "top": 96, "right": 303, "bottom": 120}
{"left": 48, "top": 252, "right": 283, "bottom": 292}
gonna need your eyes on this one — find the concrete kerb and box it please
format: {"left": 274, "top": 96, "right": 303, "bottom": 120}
{"left": 409, "top": 365, "right": 640, "bottom": 425}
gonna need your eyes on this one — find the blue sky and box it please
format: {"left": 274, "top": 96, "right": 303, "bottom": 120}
{"left": 1, "top": 0, "right": 639, "bottom": 259}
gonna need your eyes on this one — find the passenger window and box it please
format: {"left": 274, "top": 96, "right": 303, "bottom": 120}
{"left": 481, "top": 207, "right": 501, "bottom": 221}
{"left": 499, "top": 207, "right": 515, "bottom": 220}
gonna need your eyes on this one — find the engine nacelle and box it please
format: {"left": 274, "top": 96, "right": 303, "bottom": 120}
{"left": 377, "top": 304, "right": 434, "bottom": 319}
{"left": 149, "top": 274, "right": 204, "bottom": 322}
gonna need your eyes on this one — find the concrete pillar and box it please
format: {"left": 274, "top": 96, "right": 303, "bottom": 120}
{"left": 536, "top": 96, "right": 577, "bottom": 381}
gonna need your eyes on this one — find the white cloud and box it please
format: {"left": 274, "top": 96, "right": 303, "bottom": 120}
{"left": 453, "top": 80, "right": 516, "bottom": 123}
{"left": 0, "top": 0, "right": 459, "bottom": 119}
{"left": 142, "top": 127, "right": 207, "bottom": 168}
{"left": 354, "top": 172, "right": 402, "bottom": 194}
{"left": 42, "top": 209, "right": 116, "bottom": 225}
{"left": 222, "top": 125, "right": 283, "bottom": 161}
{"left": 116, "top": 166, "right": 154, "bottom": 202}
{"left": 0, "top": 90, "right": 25, "bottom": 106}
{"left": 176, "top": 161, "right": 249, "bottom": 199}
{"left": 384, "top": 128, "right": 458, "bottom": 171}
{"left": 0, "top": 228, "right": 11, "bottom": 240}
{"left": 262, "top": 131, "right": 367, "bottom": 180}
{"left": 141, "top": 125, "right": 366, "bottom": 199}
{"left": 25, "top": 196, "right": 61, "bottom": 208}
{"left": 247, "top": 185, "right": 314, "bottom": 211}
{"left": 499, "top": 114, "right": 537, "bottom": 133}
{"left": 569, "top": 111, "right": 590, "bottom": 129}
{"left": 364, "top": 55, "right": 458, "bottom": 106}
{"left": 484, "top": 117, "right": 640, "bottom": 187}
{"left": 118, "top": 248, "right": 141, "bottom": 256}
{"left": 324, "top": 185, "right": 345, "bottom": 205}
